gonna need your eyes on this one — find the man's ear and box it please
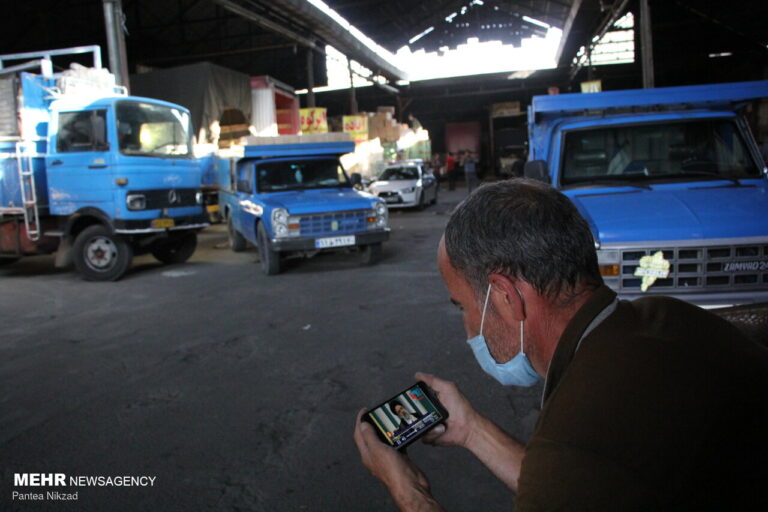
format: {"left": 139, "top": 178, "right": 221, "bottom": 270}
{"left": 487, "top": 273, "right": 527, "bottom": 323}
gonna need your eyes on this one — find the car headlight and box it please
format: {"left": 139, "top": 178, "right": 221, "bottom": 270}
{"left": 196, "top": 191, "right": 204, "bottom": 205}
{"left": 596, "top": 249, "right": 620, "bottom": 277}
{"left": 126, "top": 193, "right": 146, "bottom": 210}
{"left": 401, "top": 186, "right": 416, "bottom": 194}
{"left": 271, "top": 208, "right": 290, "bottom": 237}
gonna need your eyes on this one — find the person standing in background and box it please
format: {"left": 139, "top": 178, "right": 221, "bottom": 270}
{"left": 464, "top": 151, "right": 478, "bottom": 193}
{"left": 445, "top": 152, "right": 456, "bottom": 190}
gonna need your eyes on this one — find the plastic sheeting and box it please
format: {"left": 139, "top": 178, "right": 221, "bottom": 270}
{"left": 130, "top": 62, "right": 252, "bottom": 142}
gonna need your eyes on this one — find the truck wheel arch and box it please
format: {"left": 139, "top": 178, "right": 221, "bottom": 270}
{"left": 65, "top": 208, "right": 115, "bottom": 239}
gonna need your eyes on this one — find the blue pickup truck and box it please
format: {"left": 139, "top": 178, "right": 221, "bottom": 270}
{"left": 526, "top": 80, "right": 768, "bottom": 307}
{"left": 219, "top": 140, "right": 390, "bottom": 274}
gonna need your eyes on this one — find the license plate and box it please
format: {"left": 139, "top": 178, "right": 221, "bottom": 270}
{"left": 384, "top": 197, "right": 399, "bottom": 203}
{"left": 315, "top": 235, "right": 355, "bottom": 248}
{"left": 152, "top": 218, "right": 175, "bottom": 229}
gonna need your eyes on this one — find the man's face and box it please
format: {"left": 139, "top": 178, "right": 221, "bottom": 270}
{"left": 393, "top": 404, "right": 406, "bottom": 418}
{"left": 438, "top": 238, "right": 519, "bottom": 364}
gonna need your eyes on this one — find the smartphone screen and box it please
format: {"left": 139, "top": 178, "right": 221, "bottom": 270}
{"left": 364, "top": 381, "right": 448, "bottom": 450}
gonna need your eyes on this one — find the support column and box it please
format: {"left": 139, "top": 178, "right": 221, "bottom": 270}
{"left": 348, "top": 60, "right": 358, "bottom": 114}
{"left": 639, "top": 0, "right": 655, "bottom": 88}
{"left": 102, "top": 0, "right": 130, "bottom": 91}
{"left": 306, "top": 48, "right": 316, "bottom": 108}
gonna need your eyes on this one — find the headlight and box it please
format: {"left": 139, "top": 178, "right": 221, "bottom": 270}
{"left": 271, "top": 208, "right": 290, "bottom": 238}
{"left": 126, "top": 194, "right": 146, "bottom": 210}
{"left": 369, "top": 201, "right": 388, "bottom": 229}
{"left": 597, "top": 249, "right": 620, "bottom": 277}
{"left": 195, "top": 191, "right": 204, "bottom": 205}
{"left": 401, "top": 186, "right": 416, "bottom": 194}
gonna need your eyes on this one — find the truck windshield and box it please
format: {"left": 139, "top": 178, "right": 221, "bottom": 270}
{"left": 256, "top": 158, "right": 350, "bottom": 192}
{"left": 379, "top": 166, "right": 419, "bottom": 180}
{"left": 116, "top": 101, "right": 191, "bottom": 157}
{"left": 561, "top": 119, "right": 761, "bottom": 186}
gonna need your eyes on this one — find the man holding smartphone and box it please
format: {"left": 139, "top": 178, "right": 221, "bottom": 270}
{"left": 353, "top": 179, "right": 768, "bottom": 511}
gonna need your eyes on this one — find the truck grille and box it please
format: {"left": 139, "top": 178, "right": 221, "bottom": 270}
{"left": 610, "top": 243, "right": 768, "bottom": 293}
{"left": 298, "top": 210, "right": 368, "bottom": 237}
{"left": 132, "top": 188, "right": 198, "bottom": 209}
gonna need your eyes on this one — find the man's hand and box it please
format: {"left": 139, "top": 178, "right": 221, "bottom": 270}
{"left": 354, "top": 409, "right": 444, "bottom": 512}
{"left": 417, "top": 372, "right": 527, "bottom": 492}
{"left": 417, "top": 372, "right": 482, "bottom": 449}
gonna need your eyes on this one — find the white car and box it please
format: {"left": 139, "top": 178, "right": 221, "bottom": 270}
{"left": 367, "top": 163, "right": 438, "bottom": 209}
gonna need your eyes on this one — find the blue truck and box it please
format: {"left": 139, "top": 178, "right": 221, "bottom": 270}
{"left": 219, "top": 138, "right": 390, "bottom": 274}
{"left": 0, "top": 47, "right": 207, "bottom": 280}
{"left": 526, "top": 80, "right": 768, "bottom": 307}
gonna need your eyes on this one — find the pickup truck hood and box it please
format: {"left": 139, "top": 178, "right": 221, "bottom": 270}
{"left": 565, "top": 180, "right": 768, "bottom": 243}
{"left": 261, "top": 188, "right": 378, "bottom": 215}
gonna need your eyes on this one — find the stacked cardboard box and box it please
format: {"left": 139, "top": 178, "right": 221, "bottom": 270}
{"left": 368, "top": 107, "right": 402, "bottom": 143}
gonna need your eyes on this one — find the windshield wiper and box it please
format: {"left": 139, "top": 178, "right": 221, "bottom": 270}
{"left": 565, "top": 178, "right": 651, "bottom": 190}
{"left": 660, "top": 172, "right": 742, "bottom": 186}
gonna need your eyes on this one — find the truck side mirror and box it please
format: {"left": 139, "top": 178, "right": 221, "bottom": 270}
{"left": 349, "top": 172, "right": 362, "bottom": 187}
{"left": 524, "top": 160, "right": 550, "bottom": 183}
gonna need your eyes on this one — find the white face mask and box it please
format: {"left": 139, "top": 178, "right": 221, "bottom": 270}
{"left": 466, "top": 284, "right": 541, "bottom": 387}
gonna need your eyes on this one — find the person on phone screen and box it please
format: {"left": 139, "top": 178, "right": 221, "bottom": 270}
{"left": 354, "top": 179, "right": 768, "bottom": 512}
{"left": 389, "top": 400, "right": 422, "bottom": 435}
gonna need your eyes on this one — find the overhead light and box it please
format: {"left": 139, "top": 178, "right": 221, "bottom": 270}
{"left": 522, "top": 16, "right": 550, "bottom": 29}
{"left": 409, "top": 26, "right": 434, "bottom": 44}
{"left": 708, "top": 52, "right": 732, "bottom": 58}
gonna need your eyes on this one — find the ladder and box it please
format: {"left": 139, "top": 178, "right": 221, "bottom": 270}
{"left": 15, "top": 140, "right": 40, "bottom": 241}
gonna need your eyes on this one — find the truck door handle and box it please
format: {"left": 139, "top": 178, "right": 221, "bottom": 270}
{"left": 50, "top": 160, "right": 62, "bottom": 166}
{"left": 88, "top": 164, "right": 108, "bottom": 169}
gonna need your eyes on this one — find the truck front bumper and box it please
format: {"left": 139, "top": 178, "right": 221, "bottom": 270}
{"left": 114, "top": 213, "right": 209, "bottom": 234}
{"left": 616, "top": 289, "right": 768, "bottom": 309}
{"left": 270, "top": 229, "right": 390, "bottom": 252}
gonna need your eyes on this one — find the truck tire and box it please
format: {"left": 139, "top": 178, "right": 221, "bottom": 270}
{"left": 151, "top": 232, "right": 197, "bottom": 264}
{"left": 360, "top": 243, "right": 382, "bottom": 265}
{"left": 73, "top": 225, "right": 133, "bottom": 281}
{"left": 228, "top": 217, "right": 247, "bottom": 252}
{"left": 257, "top": 222, "right": 281, "bottom": 275}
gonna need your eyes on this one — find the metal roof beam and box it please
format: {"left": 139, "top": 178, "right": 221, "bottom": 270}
{"left": 249, "top": 0, "right": 408, "bottom": 82}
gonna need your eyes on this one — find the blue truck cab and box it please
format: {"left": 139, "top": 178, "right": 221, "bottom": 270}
{"left": 219, "top": 139, "right": 390, "bottom": 274}
{"left": 527, "top": 80, "right": 768, "bottom": 307}
{"left": 0, "top": 47, "right": 207, "bottom": 280}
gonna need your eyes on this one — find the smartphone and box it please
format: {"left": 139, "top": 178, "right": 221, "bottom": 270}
{"left": 362, "top": 381, "right": 449, "bottom": 450}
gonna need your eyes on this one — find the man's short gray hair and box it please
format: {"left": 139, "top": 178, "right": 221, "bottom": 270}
{"left": 444, "top": 179, "right": 602, "bottom": 300}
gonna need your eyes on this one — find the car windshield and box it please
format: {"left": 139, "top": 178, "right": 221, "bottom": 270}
{"left": 379, "top": 166, "right": 419, "bottom": 180}
{"left": 256, "top": 158, "right": 350, "bottom": 192}
{"left": 561, "top": 119, "right": 761, "bottom": 186}
{"left": 116, "top": 101, "right": 191, "bottom": 157}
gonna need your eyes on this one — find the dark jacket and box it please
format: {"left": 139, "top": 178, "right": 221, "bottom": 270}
{"left": 516, "top": 286, "right": 768, "bottom": 511}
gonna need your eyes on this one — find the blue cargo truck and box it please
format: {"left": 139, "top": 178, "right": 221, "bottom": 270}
{"left": 219, "top": 139, "right": 390, "bottom": 274}
{"left": 0, "top": 47, "right": 207, "bottom": 280}
{"left": 526, "top": 80, "right": 768, "bottom": 307}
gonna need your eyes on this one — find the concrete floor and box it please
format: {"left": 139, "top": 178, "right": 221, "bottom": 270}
{"left": 0, "top": 187, "right": 542, "bottom": 511}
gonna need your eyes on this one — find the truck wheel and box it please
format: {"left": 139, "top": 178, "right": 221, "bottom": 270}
{"left": 257, "top": 222, "right": 281, "bottom": 275}
{"left": 228, "top": 217, "right": 247, "bottom": 252}
{"left": 151, "top": 232, "right": 197, "bottom": 264}
{"left": 360, "top": 243, "right": 382, "bottom": 265}
{"left": 73, "top": 225, "right": 133, "bottom": 281}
